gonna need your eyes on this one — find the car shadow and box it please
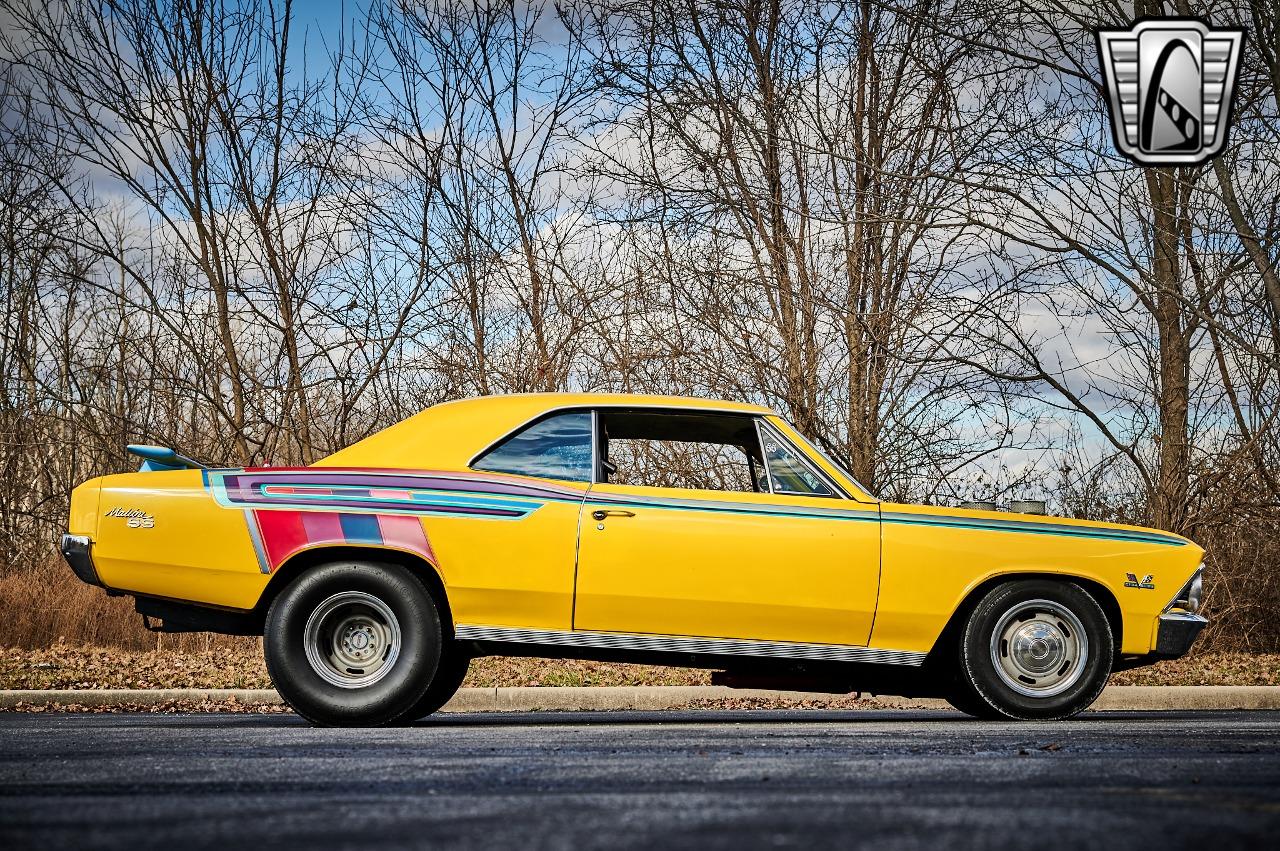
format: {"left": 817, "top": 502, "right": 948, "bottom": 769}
{"left": 409, "top": 708, "right": 967, "bottom": 727}
{"left": 69, "top": 708, "right": 967, "bottom": 730}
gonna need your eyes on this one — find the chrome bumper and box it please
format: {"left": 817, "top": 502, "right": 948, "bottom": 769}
{"left": 1154, "top": 611, "right": 1207, "bottom": 657}
{"left": 60, "top": 534, "right": 101, "bottom": 587}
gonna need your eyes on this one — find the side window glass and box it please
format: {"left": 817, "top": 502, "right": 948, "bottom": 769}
{"left": 760, "top": 428, "right": 835, "bottom": 496}
{"left": 598, "top": 410, "right": 768, "bottom": 493}
{"left": 473, "top": 412, "right": 592, "bottom": 481}
{"left": 608, "top": 439, "right": 757, "bottom": 492}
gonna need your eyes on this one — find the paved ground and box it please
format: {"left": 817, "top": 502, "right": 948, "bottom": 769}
{"left": 1, "top": 711, "right": 1278, "bottom": 850}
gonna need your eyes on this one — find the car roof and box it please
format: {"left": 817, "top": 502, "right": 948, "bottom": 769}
{"left": 316, "top": 393, "right": 776, "bottom": 472}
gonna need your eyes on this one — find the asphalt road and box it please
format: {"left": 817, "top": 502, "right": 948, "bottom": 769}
{"left": 2, "top": 710, "right": 1279, "bottom": 850}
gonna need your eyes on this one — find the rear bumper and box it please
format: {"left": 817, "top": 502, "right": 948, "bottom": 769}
{"left": 1154, "top": 611, "right": 1207, "bottom": 658}
{"left": 60, "top": 534, "right": 101, "bottom": 587}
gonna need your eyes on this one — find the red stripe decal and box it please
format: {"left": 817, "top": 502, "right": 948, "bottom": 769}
{"left": 369, "top": 488, "right": 412, "bottom": 500}
{"left": 254, "top": 510, "right": 308, "bottom": 569}
{"left": 252, "top": 509, "right": 437, "bottom": 572}
{"left": 301, "top": 511, "right": 344, "bottom": 545}
{"left": 377, "top": 514, "right": 436, "bottom": 563}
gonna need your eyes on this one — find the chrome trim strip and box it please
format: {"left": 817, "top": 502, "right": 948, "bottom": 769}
{"left": 455, "top": 625, "right": 927, "bottom": 667}
{"left": 591, "top": 408, "right": 601, "bottom": 485}
{"left": 243, "top": 509, "right": 271, "bottom": 574}
{"left": 1158, "top": 611, "right": 1207, "bottom": 626}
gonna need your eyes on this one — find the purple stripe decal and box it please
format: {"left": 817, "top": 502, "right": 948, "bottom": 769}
{"left": 209, "top": 468, "right": 579, "bottom": 520}
{"left": 226, "top": 470, "right": 583, "bottom": 500}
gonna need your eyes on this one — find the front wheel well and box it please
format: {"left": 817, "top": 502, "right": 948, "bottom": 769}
{"left": 253, "top": 546, "right": 453, "bottom": 637}
{"left": 926, "top": 572, "right": 1123, "bottom": 669}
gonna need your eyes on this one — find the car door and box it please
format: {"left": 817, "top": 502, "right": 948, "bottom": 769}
{"left": 572, "top": 409, "right": 881, "bottom": 647}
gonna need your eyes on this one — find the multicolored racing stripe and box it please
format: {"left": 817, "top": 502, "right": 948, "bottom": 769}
{"left": 244, "top": 509, "right": 437, "bottom": 574}
{"left": 206, "top": 468, "right": 588, "bottom": 574}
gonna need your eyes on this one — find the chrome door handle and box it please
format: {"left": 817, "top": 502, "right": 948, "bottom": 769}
{"left": 591, "top": 509, "right": 636, "bottom": 521}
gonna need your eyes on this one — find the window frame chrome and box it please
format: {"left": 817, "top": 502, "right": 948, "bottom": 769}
{"left": 467, "top": 403, "right": 772, "bottom": 471}
{"left": 589, "top": 406, "right": 771, "bottom": 494}
{"left": 468, "top": 402, "right": 859, "bottom": 502}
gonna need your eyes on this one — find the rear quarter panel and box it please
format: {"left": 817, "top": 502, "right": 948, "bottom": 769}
{"left": 873, "top": 504, "right": 1203, "bottom": 656}
{"left": 93, "top": 470, "right": 268, "bottom": 609}
{"left": 92, "top": 466, "right": 587, "bottom": 628}
{"left": 206, "top": 467, "right": 585, "bottom": 630}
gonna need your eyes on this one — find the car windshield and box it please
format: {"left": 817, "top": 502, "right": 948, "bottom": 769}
{"left": 782, "top": 421, "right": 879, "bottom": 500}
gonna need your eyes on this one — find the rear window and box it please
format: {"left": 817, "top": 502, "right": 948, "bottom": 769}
{"left": 472, "top": 411, "right": 593, "bottom": 482}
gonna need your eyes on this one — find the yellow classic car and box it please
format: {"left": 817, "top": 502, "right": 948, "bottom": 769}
{"left": 62, "top": 393, "right": 1206, "bottom": 725}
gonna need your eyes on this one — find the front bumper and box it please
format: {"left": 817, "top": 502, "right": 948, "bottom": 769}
{"left": 1154, "top": 611, "right": 1207, "bottom": 658}
{"left": 60, "top": 534, "right": 101, "bottom": 587}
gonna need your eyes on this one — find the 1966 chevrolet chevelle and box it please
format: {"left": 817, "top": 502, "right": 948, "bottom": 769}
{"left": 62, "top": 393, "right": 1206, "bottom": 725}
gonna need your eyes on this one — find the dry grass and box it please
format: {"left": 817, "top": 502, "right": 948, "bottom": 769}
{"left": 2, "top": 643, "right": 1277, "bottom": 691}
{"left": 0, "top": 560, "right": 251, "bottom": 652}
{"left": 0, "top": 643, "right": 712, "bottom": 690}
{"left": 0, "top": 643, "right": 271, "bottom": 689}
{"left": 464, "top": 655, "right": 709, "bottom": 688}
{"left": 6, "top": 557, "right": 1279, "bottom": 692}
{"left": 1109, "top": 651, "right": 1280, "bottom": 686}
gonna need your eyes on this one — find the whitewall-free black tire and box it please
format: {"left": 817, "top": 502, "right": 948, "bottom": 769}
{"left": 264, "top": 561, "right": 441, "bottom": 727}
{"left": 952, "top": 579, "right": 1113, "bottom": 720}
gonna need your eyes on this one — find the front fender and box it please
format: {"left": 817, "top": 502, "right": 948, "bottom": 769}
{"left": 871, "top": 505, "right": 1204, "bottom": 656}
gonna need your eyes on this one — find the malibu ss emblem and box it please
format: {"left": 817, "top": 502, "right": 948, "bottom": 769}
{"left": 1124, "top": 572, "right": 1156, "bottom": 590}
{"left": 105, "top": 507, "right": 155, "bottom": 529}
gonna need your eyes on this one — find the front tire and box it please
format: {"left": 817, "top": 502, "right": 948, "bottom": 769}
{"left": 954, "top": 579, "right": 1113, "bottom": 720}
{"left": 264, "top": 561, "right": 441, "bottom": 727}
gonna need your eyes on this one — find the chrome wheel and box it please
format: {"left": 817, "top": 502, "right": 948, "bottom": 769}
{"left": 989, "top": 598, "right": 1089, "bottom": 698}
{"left": 303, "top": 591, "right": 402, "bottom": 689}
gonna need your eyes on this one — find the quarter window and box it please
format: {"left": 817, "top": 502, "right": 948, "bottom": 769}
{"left": 473, "top": 411, "right": 593, "bottom": 482}
{"left": 759, "top": 426, "right": 835, "bottom": 497}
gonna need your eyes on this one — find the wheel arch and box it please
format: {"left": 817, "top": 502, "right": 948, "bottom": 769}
{"left": 253, "top": 544, "right": 453, "bottom": 637}
{"left": 926, "top": 571, "right": 1123, "bottom": 666}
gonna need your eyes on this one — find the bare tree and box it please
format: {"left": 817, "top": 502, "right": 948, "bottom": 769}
{"left": 570, "top": 0, "right": 1034, "bottom": 497}
{"left": 368, "top": 0, "right": 602, "bottom": 394}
